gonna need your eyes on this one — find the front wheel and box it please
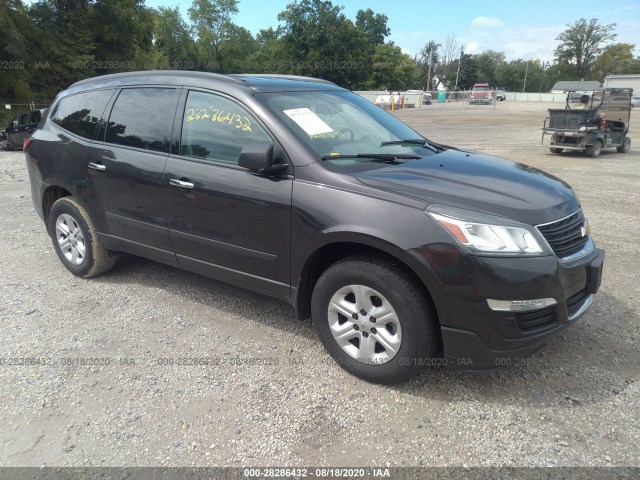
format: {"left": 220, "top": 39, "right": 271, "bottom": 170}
{"left": 617, "top": 136, "right": 631, "bottom": 153}
{"left": 48, "top": 197, "right": 116, "bottom": 278}
{"left": 549, "top": 147, "right": 563, "bottom": 154}
{"left": 311, "top": 255, "right": 440, "bottom": 384}
{"left": 585, "top": 140, "right": 602, "bottom": 157}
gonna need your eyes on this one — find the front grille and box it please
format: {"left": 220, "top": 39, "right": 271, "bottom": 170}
{"left": 567, "top": 288, "right": 590, "bottom": 318}
{"left": 537, "top": 210, "right": 589, "bottom": 258}
{"left": 515, "top": 307, "right": 557, "bottom": 333}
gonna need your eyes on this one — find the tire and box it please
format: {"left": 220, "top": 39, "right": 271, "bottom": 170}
{"left": 311, "top": 255, "right": 440, "bottom": 384}
{"left": 549, "top": 147, "right": 563, "bottom": 154}
{"left": 585, "top": 140, "right": 602, "bottom": 157}
{"left": 617, "top": 136, "right": 631, "bottom": 153}
{"left": 48, "top": 197, "right": 116, "bottom": 278}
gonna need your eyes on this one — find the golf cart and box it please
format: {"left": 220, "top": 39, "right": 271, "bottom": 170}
{"left": 541, "top": 88, "right": 632, "bottom": 157}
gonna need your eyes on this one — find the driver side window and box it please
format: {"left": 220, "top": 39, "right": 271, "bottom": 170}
{"left": 180, "top": 91, "right": 271, "bottom": 164}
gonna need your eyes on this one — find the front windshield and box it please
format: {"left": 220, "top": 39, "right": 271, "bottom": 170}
{"left": 259, "top": 90, "right": 437, "bottom": 166}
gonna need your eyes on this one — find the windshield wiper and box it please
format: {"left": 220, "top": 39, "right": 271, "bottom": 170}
{"left": 320, "top": 153, "right": 421, "bottom": 163}
{"left": 381, "top": 138, "right": 449, "bottom": 152}
{"left": 380, "top": 138, "right": 427, "bottom": 146}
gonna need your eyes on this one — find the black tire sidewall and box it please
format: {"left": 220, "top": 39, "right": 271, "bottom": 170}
{"left": 311, "top": 259, "right": 437, "bottom": 384}
{"left": 48, "top": 198, "right": 98, "bottom": 277}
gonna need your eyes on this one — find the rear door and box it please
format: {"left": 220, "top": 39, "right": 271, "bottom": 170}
{"left": 164, "top": 89, "right": 293, "bottom": 297}
{"left": 86, "top": 87, "right": 180, "bottom": 262}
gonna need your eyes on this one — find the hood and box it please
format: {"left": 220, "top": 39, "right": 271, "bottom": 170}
{"left": 353, "top": 149, "right": 580, "bottom": 225}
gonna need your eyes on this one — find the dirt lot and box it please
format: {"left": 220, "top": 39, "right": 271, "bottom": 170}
{"left": 0, "top": 101, "right": 639, "bottom": 468}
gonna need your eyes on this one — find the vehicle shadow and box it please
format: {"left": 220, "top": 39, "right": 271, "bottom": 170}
{"left": 93, "top": 255, "right": 638, "bottom": 406}
{"left": 402, "top": 289, "right": 639, "bottom": 406}
{"left": 92, "top": 253, "right": 312, "bottom": 338}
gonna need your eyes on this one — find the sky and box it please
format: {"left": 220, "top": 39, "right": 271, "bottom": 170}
{"left": 142, "top": 0, "right": 640, "bottom": 62}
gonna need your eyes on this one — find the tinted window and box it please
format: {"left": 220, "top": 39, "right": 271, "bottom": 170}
{"left": 51, "top": 89, "right": 114, "bottom": 139}
{"left": 106, "top": 88, "right": 177, "bottom": 152}
{"left": 180, "top": 91, "right": 271, "bottom": 163}
{"left": 19, "top": 113, "right": 29, "bottom": 125}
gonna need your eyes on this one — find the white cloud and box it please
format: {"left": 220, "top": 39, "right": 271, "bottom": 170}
{"left": 465, "top": 42, "right": 480, "bottom": 54}
{"left": 460, "top": 24, "right": 564, "bottom": 62}
{"left": 471, "top": 17, "right": 503, "bottom": 27}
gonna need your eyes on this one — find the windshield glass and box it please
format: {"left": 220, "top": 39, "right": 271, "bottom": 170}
{"left": 258, "top": 90, "right": 437, "bottom": 167}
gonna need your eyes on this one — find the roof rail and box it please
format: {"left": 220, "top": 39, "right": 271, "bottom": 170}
{"left": 234, "top": 74, "right": 336, "bottom": 85}
{"left": 70, "top": 70, "right": 248, "bottom": 88}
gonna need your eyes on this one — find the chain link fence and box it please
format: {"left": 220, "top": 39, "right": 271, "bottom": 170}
{"left": 354, "top": 90, "right": 569, "bottom": 110}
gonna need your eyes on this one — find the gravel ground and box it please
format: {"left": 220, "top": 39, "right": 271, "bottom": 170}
{"left": 0, "top": 101, "right": 638, "bottom": 468}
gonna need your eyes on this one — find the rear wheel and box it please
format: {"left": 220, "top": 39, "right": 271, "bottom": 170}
{"left": 48, "top": 197, "right": 116, "bottom": 278}
{"left": 617, "top": 136, "right": 631, "bottom": 153}
{"left": 585, "top": 140, "right": 602, "bottom": 157}
{"left": 549, "top": 147, "right": 563, "bottom": 154}
{"left": 311, "top": 255, "right": 440, "bottom": 384}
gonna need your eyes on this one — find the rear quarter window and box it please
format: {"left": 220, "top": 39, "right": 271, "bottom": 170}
{"left": 50, "top": 89, "right": 115, "bottom": 139}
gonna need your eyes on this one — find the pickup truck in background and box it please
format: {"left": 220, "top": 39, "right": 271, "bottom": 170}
{"left": 469, "top": 83, "right": 496, "bottom": 105}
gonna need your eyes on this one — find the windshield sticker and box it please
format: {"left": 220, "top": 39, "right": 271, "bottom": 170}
{"left": 283, "top": 108, "right": 334, "bottom": 136}
{"left": 185, "top": 108, "right": 252, "bottom": 132}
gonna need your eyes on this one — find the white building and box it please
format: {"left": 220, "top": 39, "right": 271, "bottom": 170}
{"left": 603, "top": 74, "right": 640, "bottom": 93}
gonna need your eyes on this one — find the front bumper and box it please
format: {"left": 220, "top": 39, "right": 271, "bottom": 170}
{"left": 411, "top": 244, "right": 604, "bottom": 369}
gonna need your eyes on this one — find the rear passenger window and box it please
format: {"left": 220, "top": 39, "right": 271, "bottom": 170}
{"left": 51, "top": 89, "right": 114, "bottom": 139}
{"left": 105, "top": 88, "right": 178, "bottom": 152}
{"left": 180, "top": 91, "right": 271, "bottom": 163}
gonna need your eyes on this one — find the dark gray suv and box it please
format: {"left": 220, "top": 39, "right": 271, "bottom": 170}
{"left": 25, "top": 71, "right": 604, "bottom": 384}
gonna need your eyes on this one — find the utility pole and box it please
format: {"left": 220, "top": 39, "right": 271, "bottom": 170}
{"left": 522, "top": 61, "right": 529, "bottom": 93}
{"left": 454, "top": 46, "right": 463, "bottom": 91}
{"left": 427, "top": 50, "right": 432, "bottom": 92}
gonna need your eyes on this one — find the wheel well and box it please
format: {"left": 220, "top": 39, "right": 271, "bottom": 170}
{"left": 42, "top": 186, "right": 72, "bottom": 229}
{"left": 295, "top": 242, "right": 437, "bottom": 323}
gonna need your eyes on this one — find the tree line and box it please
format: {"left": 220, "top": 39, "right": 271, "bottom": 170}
{"left": 1, "top": 0, "right": 639, "bottom": 106}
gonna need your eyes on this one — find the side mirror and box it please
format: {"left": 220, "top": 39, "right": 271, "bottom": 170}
{"left": 238, "top": 143, "right": 288, "bottom": 174}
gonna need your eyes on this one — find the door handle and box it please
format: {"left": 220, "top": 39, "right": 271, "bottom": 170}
{"left": 169, "top": 178, "right": 195, "bottom": 189}
{"left": 88, "top": 162, "right": 106, "bottom": 171}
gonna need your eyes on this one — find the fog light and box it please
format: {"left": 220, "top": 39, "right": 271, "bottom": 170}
{"left": 487, "top": 298, "right": 557, "bottom": 312}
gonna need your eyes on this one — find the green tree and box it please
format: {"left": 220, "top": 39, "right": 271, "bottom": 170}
{"left": 222, "top": 24, "right": 258, "bottom": 72}
{"left": 593, "top": 43, "right": 638, "bottom": 80}
{"left": 244, "top": 27, "right": 288, "bottom": 73}
{"left": 454, "top": 53, "right": 477, "bottom": 90}
{"left": 554, "top": 18, "right": 617, "bottom": 78}
{"left": 0, "top": 0, "right": 32, "bottom": 102}
{"left": 151, "top": 6, "right": 198, "bottom": 69}
{"left": 473, "top": 50, "right": 506, "bottom": 86}
{"left": 495, "top": 59, "right": 550, "bottom": 92}
{"left": 355, "top": 8, "right": 389, "bottom": 46}
{"left": 277, "top": 0, "right": 368, "bottom": 87}
{"left": 369, "top": 43, "right": 415, "bottom": 90}
{"left": 92, "top": 0, "right": 155, "bottom": 73}
{"left": 188, "top": 0, "right": 240, "bottom": 72}
{"left": 24, "top": 0, "right": 96, "bottom": 97}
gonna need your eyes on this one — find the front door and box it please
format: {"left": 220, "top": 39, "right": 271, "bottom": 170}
{"left": 164, "top": 90, "right": 293, "bottom": 297}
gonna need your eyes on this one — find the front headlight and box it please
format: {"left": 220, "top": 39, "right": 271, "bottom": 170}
{"left": 428, "top": 211, "right": 549, "bottom": 255}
